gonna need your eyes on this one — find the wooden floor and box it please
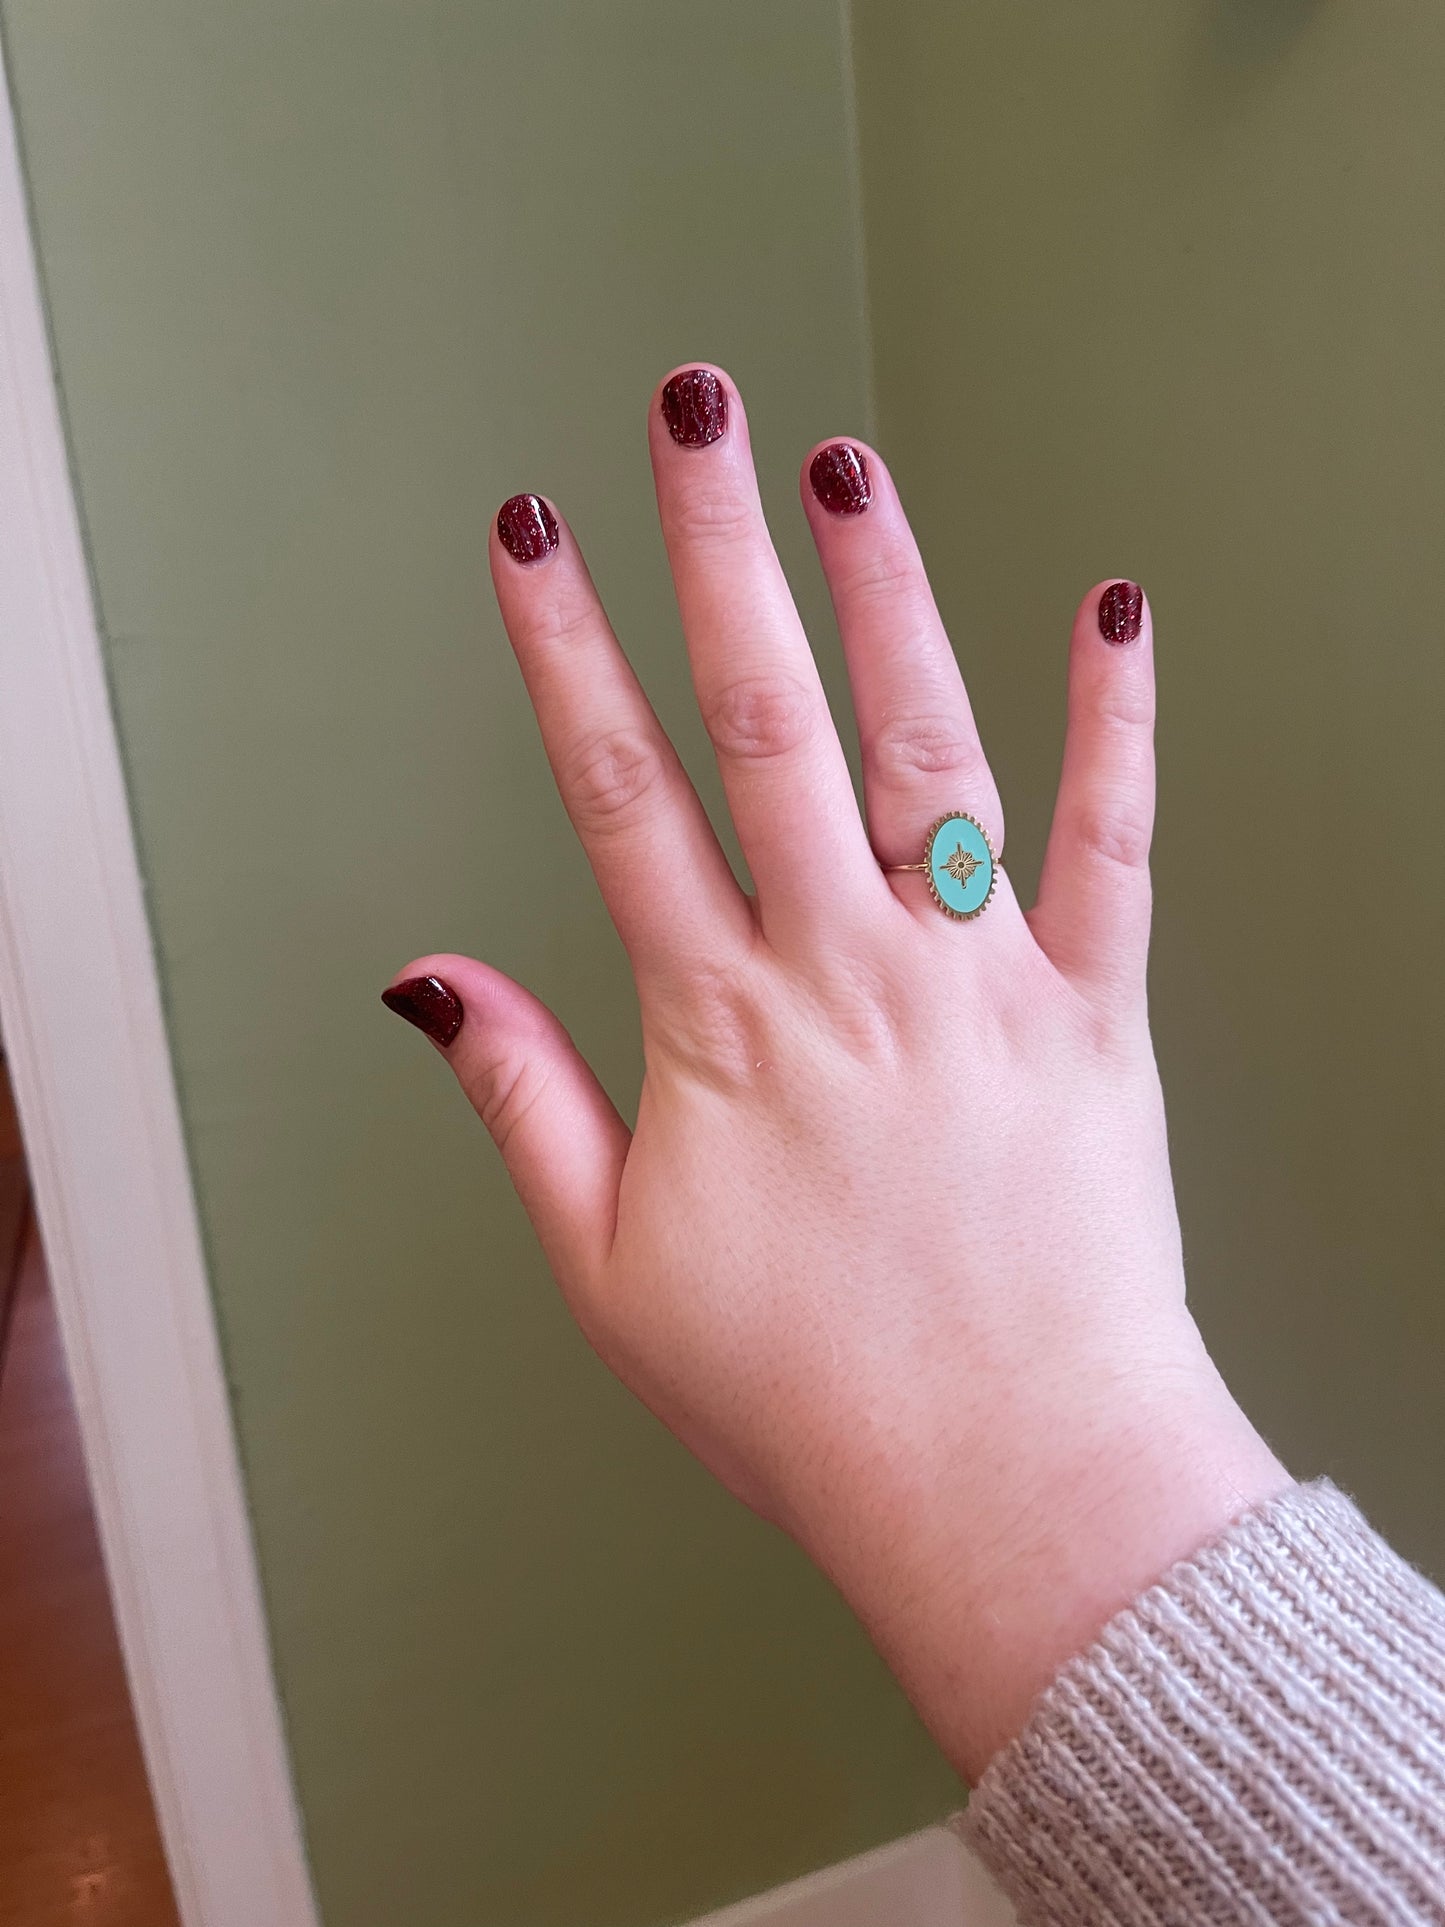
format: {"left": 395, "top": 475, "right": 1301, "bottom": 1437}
{"left": 0, "top": 1123, "right": 180, "bottom": 1924}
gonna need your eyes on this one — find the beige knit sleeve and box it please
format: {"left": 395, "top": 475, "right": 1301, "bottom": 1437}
{"left": 956, "top": 1481, "right": 1445, "bottom": 1925}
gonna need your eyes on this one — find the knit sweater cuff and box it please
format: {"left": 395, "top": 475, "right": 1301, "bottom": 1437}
{"left": 956, "top": 1480, "right": 1445, "bottom": 1926}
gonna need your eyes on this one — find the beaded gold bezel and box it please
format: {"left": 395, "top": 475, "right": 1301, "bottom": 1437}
{"left": 920, "top": 810, "right": 1000, "bottom": 920}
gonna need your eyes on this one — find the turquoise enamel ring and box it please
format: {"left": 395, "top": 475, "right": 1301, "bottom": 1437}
{"left": 887, "top": 810, "right": 999, "bottom": 920}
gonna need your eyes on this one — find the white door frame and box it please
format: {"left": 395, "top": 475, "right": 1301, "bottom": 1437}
{"left": 0, "top": 43, "right": 318, "bottom": 1927}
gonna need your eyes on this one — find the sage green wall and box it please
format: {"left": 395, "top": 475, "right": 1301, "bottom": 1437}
{"left": 854, "top": 1, "right": 1445, "bottom": 1576}
{"left": 1, "top": 5, "right": 958, "bottom": 1924}
{"left": 13, "top": 2, "right": 1443, "bottom": 1920}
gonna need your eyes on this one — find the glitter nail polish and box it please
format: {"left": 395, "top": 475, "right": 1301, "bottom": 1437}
{"left": 661, "top": 369, "right": 728, "bottom": 448}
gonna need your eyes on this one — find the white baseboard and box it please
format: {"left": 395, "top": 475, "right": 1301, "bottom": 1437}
{"left": 683, "top": 1823, "right": 1016, "bottom": 1927}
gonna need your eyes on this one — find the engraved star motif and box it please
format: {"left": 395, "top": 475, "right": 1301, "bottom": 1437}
{"left": 943, "top": 844, "right": 978, "bottom": 886}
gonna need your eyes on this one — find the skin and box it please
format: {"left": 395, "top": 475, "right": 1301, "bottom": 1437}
{"left": 390, "top": 365, "right": 1290, "bottom": 1782}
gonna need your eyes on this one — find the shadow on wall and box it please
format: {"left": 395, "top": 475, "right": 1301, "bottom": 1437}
{"left": 1202, "top": 0, "right": 1327, "bottom": 68}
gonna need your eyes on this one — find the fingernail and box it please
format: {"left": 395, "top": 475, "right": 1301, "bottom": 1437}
{"left": 1098, "top": 580, "right": 1144, "bottom": 645}
{"left": 661, "top": 368, "right": 728, "bottom": 447}
{"left": 497, "top": 494, "right": 559, "bottom": 565}
{"left": 382, "top": 975, "right": 464, "bottom": 1047}
{"left": 809, "top": 442, "right": 872, "bottom": 515}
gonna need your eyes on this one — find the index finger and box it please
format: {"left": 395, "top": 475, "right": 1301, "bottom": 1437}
{"left": 490, "top": 491, "right": 754, "bottom": 986}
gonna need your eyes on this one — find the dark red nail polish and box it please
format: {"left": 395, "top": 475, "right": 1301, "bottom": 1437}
{"left": 661, "top": 369, "right": 728, "bottom": 447}
{"left": 809, "top": 442, "right": 872, "bottom": 515}
{"left": 497, "top": 494, "right": 559, "bottom": 565}
{"left": 1098, "top": 580, "right": 1144, "bottom": 645}
{"left": 382, "top": 975, "right": 464, "bottom": 1047}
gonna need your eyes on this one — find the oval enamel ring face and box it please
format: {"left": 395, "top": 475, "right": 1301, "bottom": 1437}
{"left": 924, "top": 813, "right": 997, "bottom": 919}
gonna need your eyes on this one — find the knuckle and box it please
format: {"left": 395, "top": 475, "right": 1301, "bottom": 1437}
{"left": 869, "top": 711, "right": 987, "bottom": 784}
{"left": 1088, "top": 680, "right": 1156, "bottom": 733}
{"left": 688, "top": 959, "right": 761, "bottom": 1051}
{"left": 476, "top": 1053, "right": 549, "bottom": 1155}
{"left": 834, "top": 544, "right": 921, "bottom": 609}
{"left": 524, "top": 594, "right": 598, "bottom": 654}
{"left": 702, "top": 674, "right": 817, "bottom": 762}
{"left": 814, "top": 946, "right": 910, "bottom": 1068}
{"left": 651, "top": 957, "right": 767, "bottom": 1089}
{"left": 668, "top": 483, "right": 757, "bottom": 547}
{"left": 659, "top": 939, "right": 907, "bottom": 1094}
{"left": 1085, "top": 998, "right": 1155, "bottom": 1065}
{"left": 1076, "top": 800, "right": 1153, "bottom": 871}
{"left": 562, "top": 727, "right": 671, "bottom": 829}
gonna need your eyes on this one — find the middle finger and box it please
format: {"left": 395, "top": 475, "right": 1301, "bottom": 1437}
{"left": 801, "top": 438, "right": 1004, "bottom": 883}
{"left": 649, "top": 365, "right": 884, "bottom": 947}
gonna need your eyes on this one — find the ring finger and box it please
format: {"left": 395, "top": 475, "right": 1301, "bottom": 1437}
{"left": 801, "top": 440, "right": 1004, "bottom": 898}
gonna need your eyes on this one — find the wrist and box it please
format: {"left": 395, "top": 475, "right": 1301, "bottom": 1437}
{"left": 793, "top": 1337, "right": 1290, "bottom": 1783}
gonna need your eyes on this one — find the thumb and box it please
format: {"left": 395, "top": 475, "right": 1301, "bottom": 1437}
{"left": 382, "top": 954, "right": 629, "bottom": 1285}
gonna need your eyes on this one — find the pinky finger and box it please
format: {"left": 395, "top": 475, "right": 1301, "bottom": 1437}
{"left": 1029, "top": 581, "right": 1156, "bottom": 1004}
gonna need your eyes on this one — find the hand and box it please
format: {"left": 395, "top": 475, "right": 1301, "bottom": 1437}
{"left": 385, "top": 365, "right": 1289, "bottom": 1780}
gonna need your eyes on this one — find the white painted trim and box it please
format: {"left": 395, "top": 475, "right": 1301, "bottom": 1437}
{"left": 0, "top": 43, "right": 318, "bottom": 1927}
{"left": 684, "top": 1823, "right": 1015, "bottom": 1927}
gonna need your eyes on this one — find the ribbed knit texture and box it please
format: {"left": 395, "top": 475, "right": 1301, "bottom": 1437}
{"left": 958, "top": 1482, "right": 1445, "bottom": 1925}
